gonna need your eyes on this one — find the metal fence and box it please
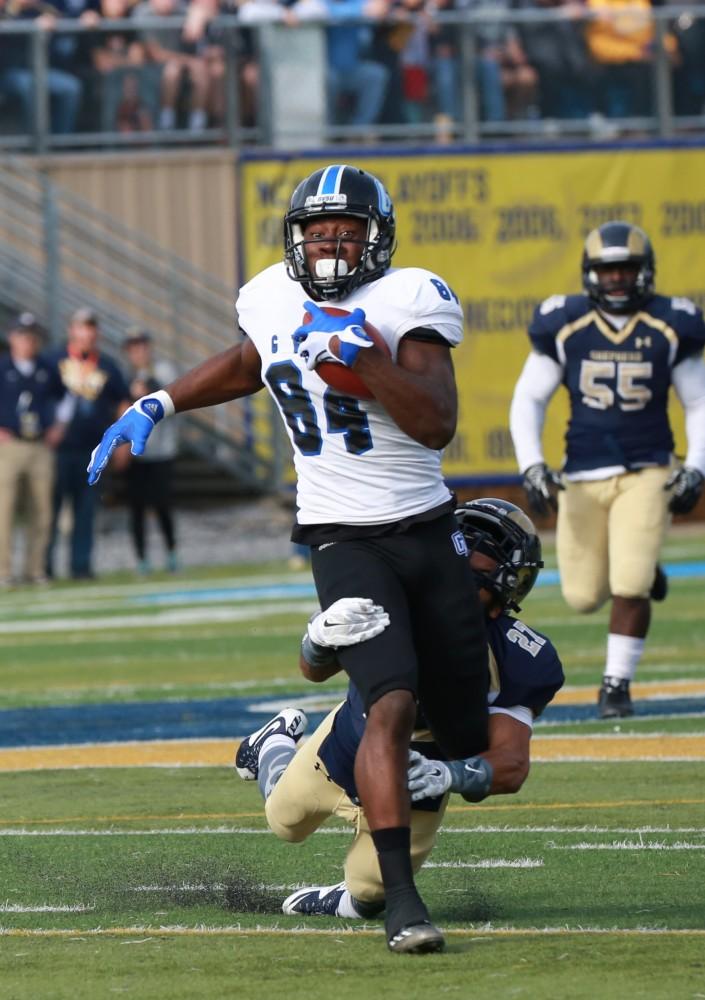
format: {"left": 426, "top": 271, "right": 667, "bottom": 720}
{"left": 0, "top": 155, "right": 282, "bottom": 491}
{"left": 2, "top": 6, "right": 705, "bottom": 152}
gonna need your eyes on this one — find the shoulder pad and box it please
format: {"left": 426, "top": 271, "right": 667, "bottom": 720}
{"left": 671, "top": 296, "right": 698, "bottom": 316}
{"left": 538, "top": 294, "right": 567, "bottom": 316}
{"left": 365, "top": 267, "right": 464, "bottom": 347}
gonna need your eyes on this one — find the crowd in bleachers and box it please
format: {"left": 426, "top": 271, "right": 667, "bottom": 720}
{"left": 1, "top": 0, "right": 705, "bottom": 141}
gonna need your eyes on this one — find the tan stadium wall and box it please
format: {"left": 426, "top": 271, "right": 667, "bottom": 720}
{"left": 41, "top": 149, "right": 239, "bottom": 287}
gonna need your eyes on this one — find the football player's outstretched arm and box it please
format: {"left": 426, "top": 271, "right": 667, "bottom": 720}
{"left": 88, "top": 339, "right": 263, "bottom": 485}
{"left": 353, "top": 336, "right": 459, "bottom": 450}
{"left": 167, "top": 337, "right": 264, "bottom": 412}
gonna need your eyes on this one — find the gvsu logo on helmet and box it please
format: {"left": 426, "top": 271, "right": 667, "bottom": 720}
{"left": 451, "top": 530, "right": 468, "bottom": 556}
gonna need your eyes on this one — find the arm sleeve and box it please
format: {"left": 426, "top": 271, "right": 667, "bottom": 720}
{"left": 672, "top": 355, "right": 705, "bottom": 475}
{"left": 509, "top": 351, "right": 563, "bottom": 472}
{"left": 489, "top": 704, "right": 534, "bottom": 730}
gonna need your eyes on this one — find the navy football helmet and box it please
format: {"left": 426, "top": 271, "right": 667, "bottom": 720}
{"left": 455, "top": 498, "right": 543, "bottom": 612}
{"left": 284, "top": 164, "right": 396, "bottom": 300}
{"left": 582, "top": 220, "right": 655, "bottom": 314}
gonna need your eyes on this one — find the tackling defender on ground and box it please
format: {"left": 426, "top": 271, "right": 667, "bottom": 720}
{"left": 235, "top": 499, "right": 564, "bottom": 925}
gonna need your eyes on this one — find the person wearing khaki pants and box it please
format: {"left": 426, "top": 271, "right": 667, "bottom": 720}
{"left": 510, "top": 221, "right": 705, "bottom": 719}
{"left": 0, "top": 313, "right": 72, "bottom": 588}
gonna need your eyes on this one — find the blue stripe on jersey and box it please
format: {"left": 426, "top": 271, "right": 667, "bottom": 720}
{"left": 319, "top": 165, "right": 344, "bottom": 196}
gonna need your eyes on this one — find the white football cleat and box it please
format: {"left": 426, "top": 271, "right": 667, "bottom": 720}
{"left": 283, "top": 882, "right": 384, "bottom": 919}
{"left": 235, "top": 708, "right": 308, "bottom": 780}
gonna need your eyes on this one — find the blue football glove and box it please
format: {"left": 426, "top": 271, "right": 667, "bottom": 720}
{"left": 292, "top": 301, "right": 371, "bottom": 370}
{"left": 87, "top": 394, "right": 168, "bottom": 485}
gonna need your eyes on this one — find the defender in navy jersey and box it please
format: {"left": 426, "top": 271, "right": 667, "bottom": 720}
{"left": 510, "top": 221, "right": 705, "bottom": 719}
{"left": 235, "top": 499, "right": 564, "bottom": 921}
{"left": 88, "top": 164, "right": 489, "bottom": 954}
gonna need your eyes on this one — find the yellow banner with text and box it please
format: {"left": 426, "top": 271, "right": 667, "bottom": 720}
{"left": 240, "top": 148, "right": 705, "bottom": 481}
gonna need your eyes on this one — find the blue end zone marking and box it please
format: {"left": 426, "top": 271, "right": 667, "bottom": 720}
{"left": 127, "top": 561, "right": 705, "bottom": 607}
{"left": 0, "top": 699, "right": 334, "bottom": 748}
{"left": 2, "top": 696, "right": 705, "bottom": 749}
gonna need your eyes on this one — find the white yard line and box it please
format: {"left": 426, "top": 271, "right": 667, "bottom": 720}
{"left": 0, "top": 601, "right": 319, "bottom": 634}
{"left": 1, "top": 925, "right": 705, "bottom": 939}
{"left": 560, "top": 841, "right": 705, "bottom": 850}
{"left": 0, "top": 824, "right": 703, "bottom": 837}
{"left": 425, "top": 859, "right": 544, "bottom": 869}
{"left": 0, "top": 903, "right": 94, "bottom": 912}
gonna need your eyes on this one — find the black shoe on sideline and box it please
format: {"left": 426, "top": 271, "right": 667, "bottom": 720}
{"left": 598, "top": 677, "right": 634, "bottom": 719}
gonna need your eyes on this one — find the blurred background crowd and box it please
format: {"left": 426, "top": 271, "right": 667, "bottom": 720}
{"left": 1, "top": 0, "right": 705, "bottom": 145}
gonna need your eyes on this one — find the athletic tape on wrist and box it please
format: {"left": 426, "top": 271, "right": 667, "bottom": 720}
{"left": 446, "top": 756, "right": 493, "bottom": 802}
{"left": 301, "top": 633, "right": 337, "bottom": 669}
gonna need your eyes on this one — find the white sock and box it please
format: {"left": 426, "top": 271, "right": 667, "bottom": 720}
{"left": 159, "top": 106, "right": 176, "bottom": 130}
{"left": 337, "top": 889, "right": 365, "bottom": 919}
{"left": 188, "top": 108, "right": 207, "bottom": 130}
{"left": 258, "top": 736, "right": 296, "bottom": 800}
{"left": 604, "top": 633, "right": 645, "bottom": 682}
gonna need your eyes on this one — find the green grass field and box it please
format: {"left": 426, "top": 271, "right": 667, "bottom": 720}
{"left": 1, "top": 528, "right": 705, "bottom": 999}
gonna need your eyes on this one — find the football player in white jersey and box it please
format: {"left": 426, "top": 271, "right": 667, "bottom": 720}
{"left": 510, "top": 221, "right": 705, "bottom": 719}
{"left": 234, "top": 499, "right": 564, "bottom": 923}
{"left": 87, "top": 163, "right": 489, "bottom": 954}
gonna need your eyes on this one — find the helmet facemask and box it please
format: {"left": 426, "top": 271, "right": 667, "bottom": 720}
{"left": 286, "top": 213, "right": 386, "bottom": 301}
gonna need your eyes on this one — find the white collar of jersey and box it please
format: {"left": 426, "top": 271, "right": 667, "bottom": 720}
{"left": 598, "top": 309, "right": 631, "bottom": 330}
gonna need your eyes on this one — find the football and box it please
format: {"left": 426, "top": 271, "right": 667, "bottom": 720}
{"left": 302, "top": 306, "right": 390, "bottom": 400}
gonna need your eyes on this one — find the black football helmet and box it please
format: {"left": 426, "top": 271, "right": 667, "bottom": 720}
{"left": 284, "top": 164, "right": 396, "bottom": 300}
{"left": 455, "top": 498, "right": 543, "bottom": 612}
{"left": 582, "top": 220, "right": 655, "bottom": 314}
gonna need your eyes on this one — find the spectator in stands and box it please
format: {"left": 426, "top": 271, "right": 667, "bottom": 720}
{"left": 427, "top": 0, "right": 463, "bottom": 142}
{"left": 0, "top": 313, "right": 72, "bottom": 589}
{"left": 132, "top": 0, "right": 212, "bottom": 130}
{"left": 0, "top": 0, "right": 83, "bottom": 135}
{"left": 46, "top": 308, "right": 130, "bottom": 580}
{"left": 122, "top": 329, "right": 179, "bottom": 574}
{"left": 671, "top": 11, "right": 705, "bottom": 117}
{"left": 324, "top": 0, "right": 390, "bottom": 130}
{"left": 50, "top": 0, "right": 101, "bottom": 130}
{"left": 515, "top": 0, "right": 594, "bottom": 120}
{"left": 367, "top": 0, "right": 414, "bottom": 127}
{"left": 397, "top": 0, "right": 432, "bottom": 126}
{"left": 584, "top": 0, "right": 677, "bottom": 123}
{"left": 87, "top": 0, "right": 157, "bottom": 131}
{"left": 115, "top": 69, "right": 155, "bottom": 130}
{"left": 462, "top": 0, "right": 538, "bottom": 122}
{"left": 236, "top": 0, "right": 328, "bottom": 130}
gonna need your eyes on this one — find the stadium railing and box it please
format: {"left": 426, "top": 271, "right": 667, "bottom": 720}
{"left": 1, "top": 6, "right": 705, "bottom": 153}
